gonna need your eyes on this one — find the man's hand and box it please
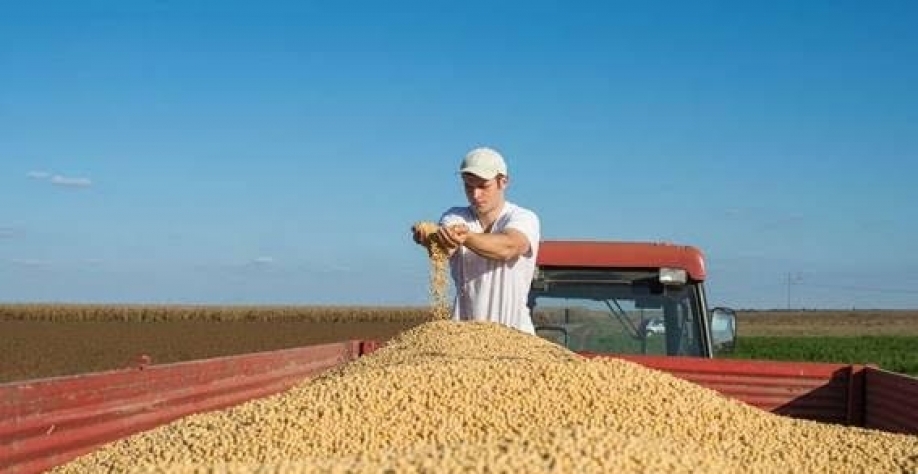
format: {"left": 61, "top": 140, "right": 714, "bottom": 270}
{"left": 437, "top": 223, "right": 469, "bottom": 250}
{"left": 411, "top": 222, "right": 440, "bottom": 246}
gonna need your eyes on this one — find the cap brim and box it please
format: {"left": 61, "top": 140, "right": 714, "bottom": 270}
{"left": 459, "top": 166, "right": 501, "bottom": 180}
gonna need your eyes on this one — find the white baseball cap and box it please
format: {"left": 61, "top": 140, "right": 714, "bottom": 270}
{"left": 459, "top": 147, "right": 508, "bottom": 179}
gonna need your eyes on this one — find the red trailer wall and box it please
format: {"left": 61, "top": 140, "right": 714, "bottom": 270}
{"left": 0, "top": 341, "right": 366, "bottom": 474}
{"left": 865, "top": 367, "right": 918, "bottom": 435}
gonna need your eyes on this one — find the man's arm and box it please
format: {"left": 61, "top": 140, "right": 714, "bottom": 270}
{"left": 461, "top": 229, "right": 531, "bottom": 262}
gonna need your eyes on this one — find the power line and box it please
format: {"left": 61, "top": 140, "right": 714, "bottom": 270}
{"left": 798, "top": 283, "right": 918, "bottom": 295}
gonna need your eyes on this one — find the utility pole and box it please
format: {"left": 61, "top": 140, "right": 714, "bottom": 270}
{"left": 786, "top": 272, "right": 803, "bottom": 310}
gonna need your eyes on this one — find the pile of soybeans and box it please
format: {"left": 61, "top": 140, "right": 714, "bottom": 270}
{"left": 53, "top": 320, "right": 918, "bottom": 473}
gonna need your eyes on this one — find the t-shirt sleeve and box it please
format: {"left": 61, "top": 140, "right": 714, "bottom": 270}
{"left": 506, "top": 208, "right": 541, "bottom": 257}
{"left": 439, "top": 206, "right": 471, "bottom": 227}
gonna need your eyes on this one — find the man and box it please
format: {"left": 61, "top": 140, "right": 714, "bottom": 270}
{"left": 412, "top": 146, "right": 541, "bottom": 334}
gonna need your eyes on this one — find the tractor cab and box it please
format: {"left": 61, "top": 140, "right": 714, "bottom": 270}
{"left": 529, "top": 240, "right": 736, "bottom": 358}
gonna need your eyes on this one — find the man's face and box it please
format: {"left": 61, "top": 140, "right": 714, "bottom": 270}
{"left": 462, "top": 173, "right": 506, "bottom": 215}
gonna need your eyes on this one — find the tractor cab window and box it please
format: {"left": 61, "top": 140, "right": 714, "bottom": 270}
{"left": 529, "top": 268, "right": 704, "bottom": 357}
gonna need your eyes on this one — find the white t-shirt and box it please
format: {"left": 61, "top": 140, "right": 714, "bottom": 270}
{"left": 439, "top": 202, "right": 541, "bottom": 334}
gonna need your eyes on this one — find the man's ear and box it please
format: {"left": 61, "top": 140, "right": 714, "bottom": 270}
{"left": 497, "top": 175, "right": 509, "bottom": 189}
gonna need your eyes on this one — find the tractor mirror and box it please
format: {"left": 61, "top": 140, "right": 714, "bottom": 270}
{"left": 710, "top": 307, "right": 737, "bottom": 354}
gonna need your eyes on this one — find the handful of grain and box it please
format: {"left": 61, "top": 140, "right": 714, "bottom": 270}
{"left": 413, "top": 221, "right": 451, "bottom": 320}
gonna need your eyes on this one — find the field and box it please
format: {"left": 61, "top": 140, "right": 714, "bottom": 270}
{"left": 2, "top": 305, "right": 918, "bottom": 383}
{"left": 0, "top": 304, "right": 429, "bottom": 384}
{"left": 731, "top": 310, "right": 918, "bottom": 376}
{"left": 734, "top": 309, "right": 918, "bottom": 337}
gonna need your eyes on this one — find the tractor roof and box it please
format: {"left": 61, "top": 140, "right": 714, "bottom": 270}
{"left": 536, "top": 240, "right": 706, "bottom": 281}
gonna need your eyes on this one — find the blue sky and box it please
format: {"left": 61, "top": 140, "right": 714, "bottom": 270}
{"left": 1, "top": 1, "right": 916, "bottom": 309}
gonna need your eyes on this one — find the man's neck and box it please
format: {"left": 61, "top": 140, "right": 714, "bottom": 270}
{"left": 474, "top": 201, "right": 506, "bottom": 232}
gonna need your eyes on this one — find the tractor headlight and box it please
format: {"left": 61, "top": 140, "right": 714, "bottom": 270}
{"left": 659, "top": 267, "right": 687, "bottom": 285}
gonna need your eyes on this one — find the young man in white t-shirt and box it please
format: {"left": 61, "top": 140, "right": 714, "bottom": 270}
{"left": 412, "top": 147, "right": 541, "bottom": 334}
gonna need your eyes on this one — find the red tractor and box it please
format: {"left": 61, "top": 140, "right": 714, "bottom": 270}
{"left": 530, "top": 240, "right": 736, "bottom": 357}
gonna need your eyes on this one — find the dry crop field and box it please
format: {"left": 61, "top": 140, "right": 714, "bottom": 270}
{"left": 2, "top": 304, "right": 918, "bottom": 383}
{"left": 735, "top": 309, "right": 918, "bottom": 337}
{"left": 0, "top": 304, "right": 431, "bottom": 384}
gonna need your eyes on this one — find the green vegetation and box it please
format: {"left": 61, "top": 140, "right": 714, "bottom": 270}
{"left": 726, "top": 336, "right": 918, "bottom": 376}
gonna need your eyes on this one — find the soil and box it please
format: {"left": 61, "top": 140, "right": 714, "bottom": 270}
{"left": 0, "top": 320, "right": 424, "bottom": 384}
{"left": 3, "top": 309, "right": 918, "bottom": 384}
